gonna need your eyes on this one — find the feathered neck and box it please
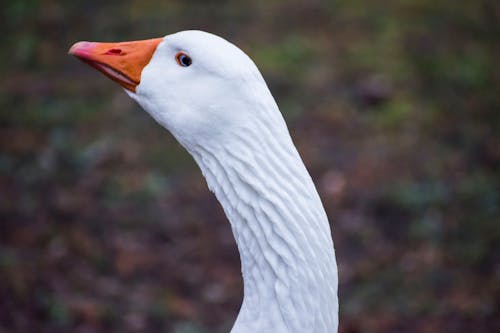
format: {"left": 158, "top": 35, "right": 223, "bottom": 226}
{"left": 187, "top": 105, "right": 338, "bottom": 333}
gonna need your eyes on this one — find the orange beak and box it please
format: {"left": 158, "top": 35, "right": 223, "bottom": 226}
{"left": 68, "top": 38, "right": 163, "bottom": 92}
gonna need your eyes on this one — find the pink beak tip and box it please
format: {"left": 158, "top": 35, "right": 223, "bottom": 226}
{"left": 68, "top": 41, "right": 93, "bottom": 56}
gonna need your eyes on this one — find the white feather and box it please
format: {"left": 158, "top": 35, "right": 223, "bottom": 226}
{"left": 128, "top": 30, "right": 338, "bottom": 333}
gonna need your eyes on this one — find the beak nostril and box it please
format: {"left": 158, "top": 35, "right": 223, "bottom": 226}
{"left": 105, "top": 48, "right": 123, "bottom": 55}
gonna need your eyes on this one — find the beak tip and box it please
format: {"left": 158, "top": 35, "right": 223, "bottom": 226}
{"left": 68, "top": 41, "right": 92, "bottom": 56}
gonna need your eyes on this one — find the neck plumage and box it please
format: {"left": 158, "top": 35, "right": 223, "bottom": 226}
{"left": 188, "top": 104, "right": 338, "bottom": 333}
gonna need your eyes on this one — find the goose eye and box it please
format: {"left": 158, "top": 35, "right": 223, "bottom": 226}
{"left": 175, "top": 52, "right": 192, "bottom": 67}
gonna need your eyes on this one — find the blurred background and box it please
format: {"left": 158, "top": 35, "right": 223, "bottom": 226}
{"left": 1, "top": 0, "right": 499, "bottom": 332}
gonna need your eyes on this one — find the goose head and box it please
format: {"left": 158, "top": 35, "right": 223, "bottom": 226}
{"left": 69, "top": 30, "right": 271, "bottom": 152}
{"left": 69, "top": 30, "right": 338, "bottom": 333}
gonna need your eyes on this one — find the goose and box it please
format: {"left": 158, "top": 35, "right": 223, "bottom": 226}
{"left": 69, "top": 30, "right": 338, "bottom": 333}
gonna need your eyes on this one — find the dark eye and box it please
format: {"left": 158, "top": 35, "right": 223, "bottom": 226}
{"left": 175, "top": 52, "right": 192, "bottom": 67}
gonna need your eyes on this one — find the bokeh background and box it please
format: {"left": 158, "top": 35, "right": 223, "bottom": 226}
{"left": 1, "top": 0, "right": 499, "bottom": 332}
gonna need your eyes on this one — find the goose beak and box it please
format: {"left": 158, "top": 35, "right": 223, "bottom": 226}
{"left": 68, "top": 38, "right": 163, "bottom": 92}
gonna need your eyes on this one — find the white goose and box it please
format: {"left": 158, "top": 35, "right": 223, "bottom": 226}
{"left": 69, "top": 30, "right": 338, "bottom": 333}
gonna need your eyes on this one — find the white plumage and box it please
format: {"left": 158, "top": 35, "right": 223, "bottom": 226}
{"left": 70, "top": 30, "right": 338, "bottom": 333}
